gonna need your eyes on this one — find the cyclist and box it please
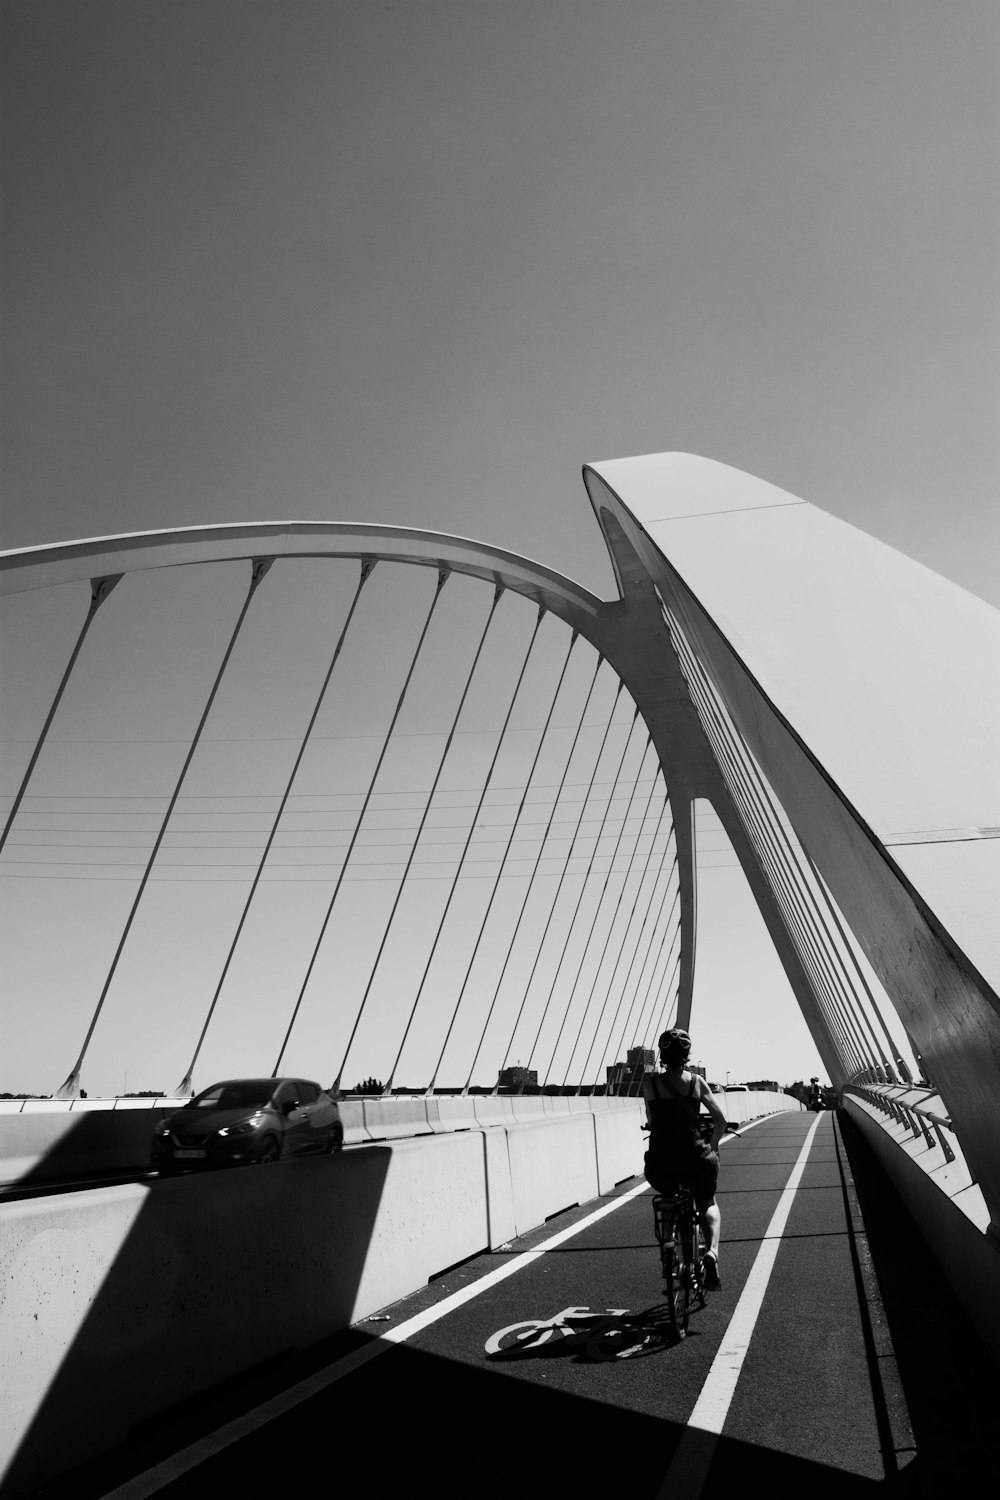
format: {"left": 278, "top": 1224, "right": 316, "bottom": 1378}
{"left": 642, "top": 1028, "right": 727, "bottom": 1289}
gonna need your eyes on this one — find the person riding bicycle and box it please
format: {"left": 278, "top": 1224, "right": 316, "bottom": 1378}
{"left": 642, "top": 1028, "right": 726, "bottom": 1289}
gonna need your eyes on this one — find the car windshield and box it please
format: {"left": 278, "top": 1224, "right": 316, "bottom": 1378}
{"left": 191, "top": 1081, "right": 275, "bottom": 1110}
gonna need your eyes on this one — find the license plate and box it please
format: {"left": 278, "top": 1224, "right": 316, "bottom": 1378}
{"left": 174, "top": 1149, "right": 206, "bottom": 1159}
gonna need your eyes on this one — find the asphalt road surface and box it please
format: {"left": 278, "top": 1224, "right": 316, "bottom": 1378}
{"left": 37, "top": 1110, "right": 996, "bottom": 1499}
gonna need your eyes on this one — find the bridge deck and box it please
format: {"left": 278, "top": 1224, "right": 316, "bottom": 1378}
{"left": 30, "top": 1113, "right": 995, "bottom": 1497}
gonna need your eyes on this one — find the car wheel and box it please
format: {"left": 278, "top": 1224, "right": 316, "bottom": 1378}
{"left": 256, "top": 1136, "right": 280, "bottom": 1165}
{"left": 326, "top": 1123, "right": 344, "bottom": 1154}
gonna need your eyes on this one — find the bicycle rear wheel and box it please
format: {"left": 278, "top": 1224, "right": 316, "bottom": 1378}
{"left": 668, "top": 1209, "right": 695, "bottom": 1339}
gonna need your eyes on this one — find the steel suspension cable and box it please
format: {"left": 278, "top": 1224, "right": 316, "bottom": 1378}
{"left": 627, "top": 893, "right": 682, "bottom": 1052}
{"left": 616, "top": 942, "right": 681, "bottom": 1094}
{"left": 690, "top": 703, "right": 875, "bottom": 1076}
{"left": 553, "top": 733, "right": 657, "bottom": 1089}
{"left": 699, "top": 734, "right": 871, "bottom": 1077}
{"left": 55, "top": 558, "right": 272, "bottom": 1096}
{"left": 593, "top": 840, "right": 680, "bottom": 1074}
{"left": 663, "top": 599, "right": 869, "bottom": 1053}
{"left": 698, "top": 702, "right": 882, "bottom": 1076}
{"left": 568, "top": 767, "right": 667, "bottom": 1089}
{"left": 459, "top": 630, "right": 583, "bottom": 1093}
{"left": 802, "top": 846, "right": 912, "bottom": 1081}
{"left": 664, "top": 599, "right": 888, "bottom": 1076}
{"left": 484, "top": 652, "right": 609, "bottom": 1089}
{"left": 699, "top": 706, "right": 885, "bottom": 1076}
{"left": 363, "top": 584, "right": 507, "bottom": 1094}
{"left": 289, "top": 566, "right": 449, "bottom": 1093}
{"left": 606, "top": 860, "right": 679, "bottom": 1067}
{"left": 176, "top": 559, "right": 376, "bottom": 1091}
{"left": 423, "top": 606, "right": 547, "bottom": 1094}
{"left": 511, "top": 680, "right": 628, "bottom": 1081}
{"left": 582, "top": 808, "right": 675, "bottom": 1087}
{"left": 647, "top": 951, "right": 682, "bottom": 1048}
{"left": 1, "top": 574, "right": 121, "bottom": 857}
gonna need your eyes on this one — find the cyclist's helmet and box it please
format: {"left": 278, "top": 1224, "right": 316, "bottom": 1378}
{"left": 658, "top": 1028, "right": 692, "bottom": 1066}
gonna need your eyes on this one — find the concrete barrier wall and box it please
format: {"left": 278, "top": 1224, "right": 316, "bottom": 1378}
{"left": 594, "top": 1104, "right": 646, "bottom": 1193}
{"left": 505, "top": 1114, "right": 601, "bottom": 1235}
{"left": 841, "top": 1094, "right": 1000, "bottom": 1366}
{"left": 719, "top": 1089, "right": 803, "bottom": 1124}
{"left": 0, "top": 1090, "right": 799, "bottom": 1185}
{"left": 0, "top": 1104, "right": 641, "bottom": 1495}
{"left": 0, "top": 1100, "right": 183, "bottom": 1184}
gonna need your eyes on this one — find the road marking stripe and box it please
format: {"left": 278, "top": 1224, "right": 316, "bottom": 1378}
{"left": 657, "top": 1111, "right": 824, "bottom": 1498}
{"left": 99, "top": 1178, "right": 653, "bottom": 1499}
{"left": 101, "top": 1110, "right": 798, "bottom": 1499}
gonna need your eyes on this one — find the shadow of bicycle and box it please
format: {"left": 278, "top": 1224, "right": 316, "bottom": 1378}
{"left": 485, "top": 1302, "right": 705, "bottom": 1362}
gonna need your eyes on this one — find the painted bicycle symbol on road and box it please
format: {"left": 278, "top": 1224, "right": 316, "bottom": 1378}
{"left": 485, "top": 1304, "right": 678, "bottom": 1361}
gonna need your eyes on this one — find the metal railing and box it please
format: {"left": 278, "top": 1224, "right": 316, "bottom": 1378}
{"left": 844, "top": 1083, "right": 956, "bottom": 1163}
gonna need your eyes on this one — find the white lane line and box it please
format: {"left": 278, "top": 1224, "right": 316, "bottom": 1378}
{"left": 656, "top": 1111, "right": 824, "bottom": 1499}
{"left": 99, "top": 1177, "right": 652, "bottom": 1499}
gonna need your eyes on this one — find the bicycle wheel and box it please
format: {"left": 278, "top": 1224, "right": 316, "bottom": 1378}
{"left": 667, "top": 1210, "right": 694, "bottom": 1340}
{"left": 653, "top": 1196, "right": 673, "bottom": 1285}
{"left": 484, "top": 1320, "right": 559, "bottom": 1356}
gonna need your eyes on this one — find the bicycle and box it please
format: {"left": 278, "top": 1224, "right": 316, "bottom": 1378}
{"left": 652, "top": 1186, "right": 706, "bottom": 1341}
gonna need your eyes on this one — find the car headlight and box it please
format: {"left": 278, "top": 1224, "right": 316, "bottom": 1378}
{"left": 218, "top": 1114, "right": 262, "bottom": 1137}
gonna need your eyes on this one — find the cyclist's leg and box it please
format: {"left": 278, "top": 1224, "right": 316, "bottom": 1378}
{"left": 692, "top": 1151, "right": 721, "bottom": 1288}
{"left": 699, "top": 1199, "right": 721, "bottom": 1287}
{"left": 701, "top": 1199, "right": 720, "bottom": 1258}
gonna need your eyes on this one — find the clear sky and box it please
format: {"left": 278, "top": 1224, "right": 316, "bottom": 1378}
{"left": 2, "top": 1, "right": 997, "bottom": 1096}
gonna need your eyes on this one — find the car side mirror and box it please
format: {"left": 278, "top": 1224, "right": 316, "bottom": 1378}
{"left": 282, "top": 1099, "right": 297, "bottom": 1115}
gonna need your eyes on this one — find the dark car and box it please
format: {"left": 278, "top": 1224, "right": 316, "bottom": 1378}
{"left": 152, "top": 1077, "right": 343, "bottom": 1175}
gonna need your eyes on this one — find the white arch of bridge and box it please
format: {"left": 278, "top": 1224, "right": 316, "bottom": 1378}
{"left": 2, "top": 452, "right": 997, "bottom": 1229}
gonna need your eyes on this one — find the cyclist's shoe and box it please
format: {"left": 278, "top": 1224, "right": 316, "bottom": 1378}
{"left": 701, "top": 1253, "right": 721, "bottom": 1291}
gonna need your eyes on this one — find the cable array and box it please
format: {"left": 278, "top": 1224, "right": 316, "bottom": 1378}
{"left": 657, "top": 586, "right": 916, "bottom": 1086}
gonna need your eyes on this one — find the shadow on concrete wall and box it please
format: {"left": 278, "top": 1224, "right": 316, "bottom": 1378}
{"left": 0, "top": 1106, "right": 174, "bottom": 1190}
{"left": 2, "top": 1147, "right": 391, "bottom": 1497}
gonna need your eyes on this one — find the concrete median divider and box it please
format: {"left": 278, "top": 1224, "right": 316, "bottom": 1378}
{"left": 430, "top": 1096, "right": 481, "bottom": 1133}
{"left": 592, "top": 1100, "right": 647, "bottom": 1194}
{"left": 0, "top": 1090, "right": 801, "bottom": 1188}
{"left": 504, "top": 1113, "right": 600, "bottom": 1235}
{"left": 0, "top": 1098, "right": 185, "bottom": 1186}
{"left": 360, "top": 1095, "right": 438, "bottom": 1141}
{"left": 1, "top": 1100, "right": 646, "bottom": 1496}
{"left": 337, "top": 1099, "right": 369, "bottom": 1145}
{"left": 719, "top": 1089, "right": 804, "bottom": 1126}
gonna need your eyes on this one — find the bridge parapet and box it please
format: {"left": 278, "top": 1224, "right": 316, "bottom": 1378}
{"left": 842, "top": 1085, "right": 999, "bottom": 1365}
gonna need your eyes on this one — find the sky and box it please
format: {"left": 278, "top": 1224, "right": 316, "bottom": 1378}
{"left": 1, "top": 1, "right": 997, "bottom": 1096}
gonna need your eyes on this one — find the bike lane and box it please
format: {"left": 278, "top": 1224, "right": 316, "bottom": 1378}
{"left": 703, "top": 1110, "right": 912, "bottom": 1489}
{"left": 95, "top": 1111, "right": 865, "bottom": 1500}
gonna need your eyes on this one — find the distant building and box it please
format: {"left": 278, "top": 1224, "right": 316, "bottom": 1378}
{"left": 745, "top": 1079, "right": 778, "bottom": 1092}
{"left": 497, "top": 1066, "right": 537, "bottom": 1089}
{"left": 689, "top": 1064, "right": 706, "bottom": 1079}
{"left": 607, "top": 1048, "right": 656, "bottom": 1092}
